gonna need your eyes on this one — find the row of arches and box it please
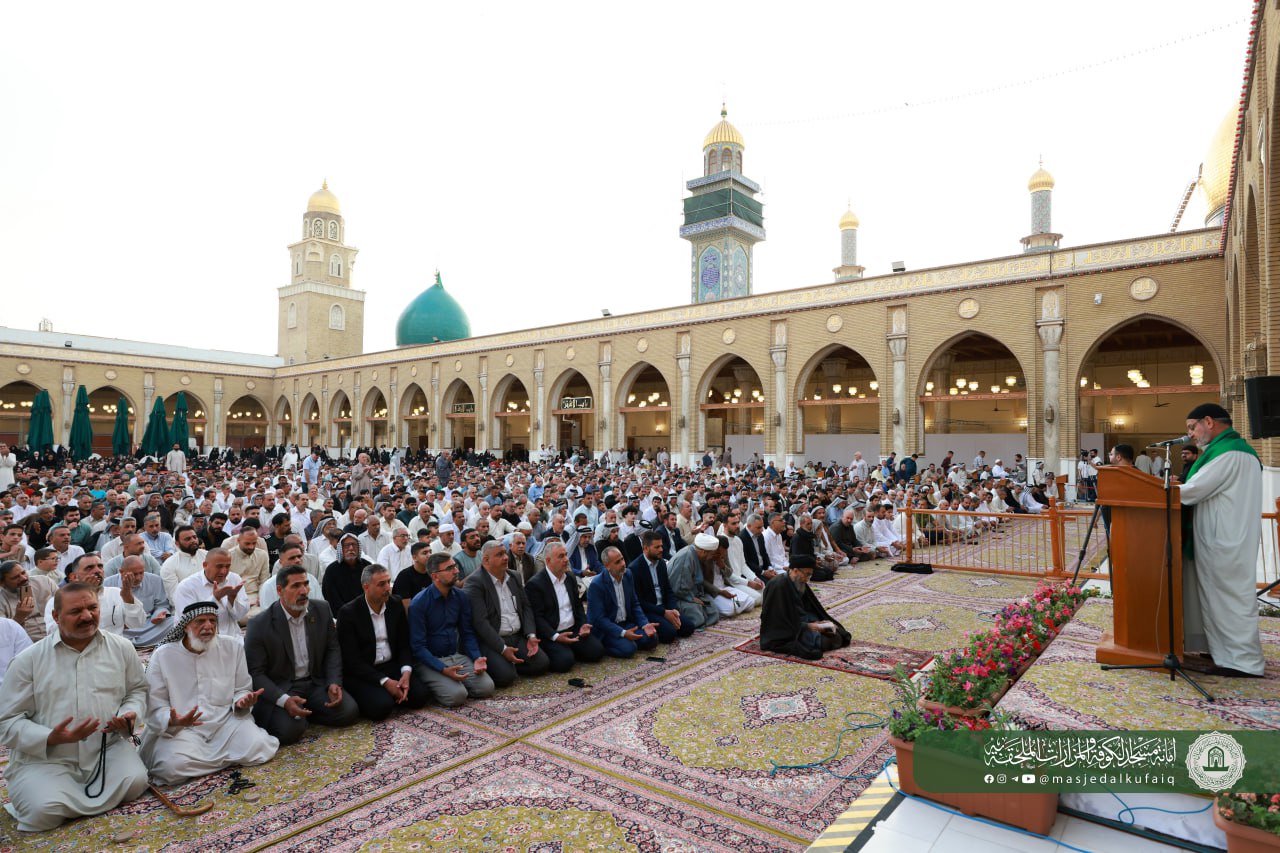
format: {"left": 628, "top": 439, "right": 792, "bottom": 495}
{"left": 0, "top": 317, "right": 1221, "bottom": 458}
{"left": 0, "top": 386, "right": 272, "bottom": 452}
{"left": 270, "top": 316, "right": 1218, "bottom": 456}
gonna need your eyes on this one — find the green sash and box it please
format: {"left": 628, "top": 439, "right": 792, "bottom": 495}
{"left": 1181, "top": 428, "right": 1260, "bottom": 559}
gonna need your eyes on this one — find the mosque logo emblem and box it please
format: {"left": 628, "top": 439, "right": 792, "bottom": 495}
{"left": 1185, "top": 731, "right": 1245, "bottom": 791}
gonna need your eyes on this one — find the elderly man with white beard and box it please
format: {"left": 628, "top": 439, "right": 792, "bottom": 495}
{"left": 141, "top": 602, "right": 277, "bottom": 785}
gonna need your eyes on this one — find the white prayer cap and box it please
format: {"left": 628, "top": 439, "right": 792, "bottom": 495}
{"left": 438, "top": 523, "right": 457, "bottom": 534}
{"left": 693, "top": 532, "right": 719, "bottom": 550}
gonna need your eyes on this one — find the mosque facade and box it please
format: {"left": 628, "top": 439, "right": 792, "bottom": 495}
{"left": 2, "top": 2, "right": 1278, "bottom": 502}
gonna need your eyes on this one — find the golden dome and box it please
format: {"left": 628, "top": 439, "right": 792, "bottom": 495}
{"left": 703, "top": 105, "right": 745, "bottom": 150}
{"left": 839, "top": 208, "right": 860, "bottom": 230}
{"left": 1200, "top": 103, "right": 1240, "bottom": 217}
{"left": 307, "top": 180, "right": 341, "bottom": 215}
{"left": 1028, "top": 163, "right": 1055, "bottom": 193}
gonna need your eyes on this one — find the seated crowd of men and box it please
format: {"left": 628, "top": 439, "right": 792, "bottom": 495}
{"left": 0, "top": 440, "right": 1084, "bottom": 831}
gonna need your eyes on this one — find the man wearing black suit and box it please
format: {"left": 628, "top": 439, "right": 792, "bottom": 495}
{"left": 739, "top": 513, "right": 776, "bottom": 581}
{"left": 626, "top": 530, "right": 692, "bottom": 642}
{"left": 657, "top": 511, "right": 686, "bottom": 559}
{"left": 524, "top": 540, "right": 605, "bottom": 672}
{"left": 336, "top": 564, "right": 431, "bottom": 720}
{"left": 244, "top": 564, "right": 360, "bottom": 745}
{"left": 463, "top": 541, "right": 550, "bottom": 687}
{"left": 620, "top": 519, "right": 650, "bottom": 566}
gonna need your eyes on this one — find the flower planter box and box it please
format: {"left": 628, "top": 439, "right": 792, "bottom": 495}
{"left": 1214, "top": 808, "right": 1280, "bottom": 852}
{"left": 890, "top": 735, "right": 1058, "bottom": 836}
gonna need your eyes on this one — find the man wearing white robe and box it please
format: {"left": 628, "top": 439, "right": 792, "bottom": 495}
{"left": 718, "top": 513, "right": 765, "bottom": 606}
{"left": 871, "top": 505, "right": 905, "bottom": 557}
{"left": 376, "top": 528, "right": 414, "bottom": 579}
{"left": 141, "top": 602, "right": 277, "bottom": 786}
{"left": 174, "top": 548, "right": 249, "bottom": 639}
{"left": 0, "top": 583, "right": 150, "bottom": 832}
{"left": 43, "top": 554, "right": 147, "bottom": 637}
{"left": 161, "top": 527, "right": 207, "bottom": 603}
{"left": 1176, "top": 404, "right": 1265, "bottom": 678}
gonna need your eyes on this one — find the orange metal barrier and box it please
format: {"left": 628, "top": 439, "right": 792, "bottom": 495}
{"left": 1261, "top": 498, "right": 1280, "bottom": 598}
{"left": 902, "top": 500, "right": 1108, "bottom": 579}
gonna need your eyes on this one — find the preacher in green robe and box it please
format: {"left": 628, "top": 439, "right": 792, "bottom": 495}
{"left": 759, "top": 565, "right": 851, "bottom": 660}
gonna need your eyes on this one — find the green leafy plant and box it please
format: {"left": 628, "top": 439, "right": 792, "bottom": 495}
{"left": 922, "top": 582, "right": 1095, "bottom": 710}
{"left": 1217, "top": 792, "right": 1280, "bottom": 836}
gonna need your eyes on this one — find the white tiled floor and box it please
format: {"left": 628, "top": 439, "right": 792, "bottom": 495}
{"left": 859, "top": 796, "right": 1193, "bottom": 852}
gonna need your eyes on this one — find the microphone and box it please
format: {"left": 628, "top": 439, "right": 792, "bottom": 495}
{"left": 1149, "top": 435, "right": 1194, "bottom": 448}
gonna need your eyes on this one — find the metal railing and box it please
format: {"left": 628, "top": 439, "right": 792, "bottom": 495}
{"left": 902, "top": 500, "right": 1107, "bottom": 579}
{"left": 1260, "top": 498, "right": 1280, "bottom": 597}
{"left": 903, "top": 497, "right": 1280, "bottom": 589}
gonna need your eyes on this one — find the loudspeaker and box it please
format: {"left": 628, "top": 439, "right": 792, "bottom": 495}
{"left": 1244, "top": 376, "right": 1280, "bottom": 438}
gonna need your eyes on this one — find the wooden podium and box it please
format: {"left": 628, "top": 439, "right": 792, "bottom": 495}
{"left": 1095, "top": 465, "right": 1184, "bottom": 667}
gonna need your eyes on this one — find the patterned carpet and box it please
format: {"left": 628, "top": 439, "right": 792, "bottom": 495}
{"left": 527, "top": 654, "right": 897, "bottom": 839}
{"left": 0, "top": 568, "right": 1064, "bottom": 851}
{"left": 996, "top": 611, "right": 1280, "bottom": 732}
{"left": 282, "top": 745, "right": 799, "bottom": 853}
{"left": 734, "top": 636, "right": 933, "bottom": 680}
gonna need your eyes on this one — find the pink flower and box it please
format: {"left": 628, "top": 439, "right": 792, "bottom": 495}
{"left": 963, "top": 680, "right": 974, "bottom": 692}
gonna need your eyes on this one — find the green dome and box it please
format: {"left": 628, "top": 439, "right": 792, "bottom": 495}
{"left": 396, "top": 272, "right": 472, "bottom": 346}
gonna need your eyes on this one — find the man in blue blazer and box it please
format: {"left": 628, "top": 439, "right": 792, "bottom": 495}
{"left": 625, "top": 530, "right": 693, "bottom": 642}
{"left": 586, "top": 545, "right": 657, "bottom": 658}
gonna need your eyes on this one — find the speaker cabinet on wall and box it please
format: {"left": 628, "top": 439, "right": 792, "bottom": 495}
{"left": 1244, "top": 376, "right": 1280, "bottom": 439}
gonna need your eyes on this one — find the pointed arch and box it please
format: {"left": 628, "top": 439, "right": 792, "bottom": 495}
{"left": 362, "top": 387, "right": 389, "bottom": 447}
{"left": 491, "top": 373, "right": 532, "bottom": 456}
{"left": 299, "top": 393, "right": 321, "bottom": 449}
{"left": 614, "top": 361, "right": 674, "bottom": 455}
{"left": 84, "top": 385, "right": 137, "bottom": 453}
{"left": 275, "top": 395, "right": 293, "bottom": 446}
{"left": 1073, "top": 314, "right": 1224, "bottom": 449}
{"left": 441, "top": 378, "right": 476, "bottom": 452}
{"left": 399, "top": 382, "right": 430, "bottom": 449}
{"left": 224, "top": 394, "right": 269, "bottom": 452}
{"left": 161, "top": 391, "right": 206, "bottom": 447}
{"left": 547, "top": 368, "right": 597, "bottom": 454}
{"left": 695, "top": 354, "right": 767, "bottom": 459}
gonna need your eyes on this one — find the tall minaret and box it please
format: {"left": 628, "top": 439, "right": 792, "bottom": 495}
{"left": 680, "top": 105, "right": 765, "bottom": 302}
{"left": 1020, "top": 161, "right": 1061, "bottom": 253}
{"left": 833, "top": 206, "right": 864, "bottom": 281}
{"left": 277, "top": 181, "right": 365, "bottom": 364}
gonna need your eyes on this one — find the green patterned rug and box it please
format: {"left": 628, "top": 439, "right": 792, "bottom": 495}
{"left": 997, "top": 633, "right": 1280, "bottom": 731}
{"left": 527, "top": 653, "right": 896, "bottom": 839}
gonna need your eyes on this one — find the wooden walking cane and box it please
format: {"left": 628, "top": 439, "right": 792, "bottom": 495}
{"left": 148, "top": 784, "right": 214, "bottom": 816}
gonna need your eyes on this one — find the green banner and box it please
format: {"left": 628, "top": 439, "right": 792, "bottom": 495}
{"left": 911, "top": 730, "right": 1280, "bottom": 794}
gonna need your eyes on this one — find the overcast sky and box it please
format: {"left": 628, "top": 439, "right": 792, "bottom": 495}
{"left": 0, "top": 2, "right": 1249, "bottom": 355}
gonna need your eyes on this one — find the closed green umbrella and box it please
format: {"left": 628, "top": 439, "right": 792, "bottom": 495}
{"left": 69, "top": 385, "right": 93, "bottom": 460}
{"left": 141, "top": 398, "right": 170, "bottom": 457}
{"left": 27, "top": 389, "right": 53, "bottom": 455}
{"left": 171, "top": 392, "right": 190, "bottom": 454}
{"left": 111, "top": 396, "right": 132, "bottom": 457}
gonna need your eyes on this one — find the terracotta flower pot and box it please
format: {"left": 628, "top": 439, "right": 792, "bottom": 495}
{"left": 890, "top": 735, "right": 1058, "bottom": 836}
{"left": 1214, "top": 808, "right": 1280, "bottom": 852}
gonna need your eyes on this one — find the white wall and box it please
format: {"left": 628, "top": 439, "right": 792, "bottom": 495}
{"left": 796, "top": 434, "right": 882, "bottom": 467}
{"left": 920, "top": 434, "right": 1028, "bottom": 469}
{"left": 724, "top": 435, "right": 766, "bottom": 462}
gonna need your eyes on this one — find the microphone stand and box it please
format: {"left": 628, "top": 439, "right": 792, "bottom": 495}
{"left": 1100, "top": 442, "right": 1213, "bottom": 702}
